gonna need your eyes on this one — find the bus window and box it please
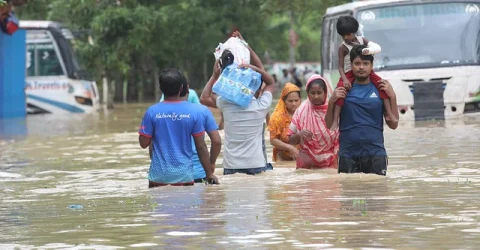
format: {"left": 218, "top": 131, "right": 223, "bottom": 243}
{"left": 326, "top": 16, "right": 345, "bottom": 84}
{"left": 27, "top": 42, "right": 65, "bottom": 77}
{"left": 323, "top": 16, "right": 345, "bottom": 71}
{"left": 321, "top": 17, "right": 331, "bottom": 72}
{"left": 323, "top": 18, "right": 334, "bottom": 71}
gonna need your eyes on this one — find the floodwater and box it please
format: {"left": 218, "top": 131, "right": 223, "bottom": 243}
{"left": 1, "top": 103, "right": 480, "bottom": 249}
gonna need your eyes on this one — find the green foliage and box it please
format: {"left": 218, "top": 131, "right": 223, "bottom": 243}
{"left": 16, "top": 0, "right": 350, "bottom": 101}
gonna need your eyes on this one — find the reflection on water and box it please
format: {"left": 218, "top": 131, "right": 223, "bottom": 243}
{"left": 0, "top": 118, "right": 27, "bottom": 140}
{"left": 1, "top": 104, "right": 480, "bottom": 249}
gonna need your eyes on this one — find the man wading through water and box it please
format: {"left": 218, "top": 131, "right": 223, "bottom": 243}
{"left": 201, "top": 32, "right": 275, "bottom": 175}
{"left": 139, "top": 68, "right": 219, "bottom": 187}
{"left": 325, "top": 44, "right": 399, "bottom": 176}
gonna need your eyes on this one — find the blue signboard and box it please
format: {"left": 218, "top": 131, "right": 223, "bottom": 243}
{"left": 0, "top": 29, "right": 26, "bottom": 118}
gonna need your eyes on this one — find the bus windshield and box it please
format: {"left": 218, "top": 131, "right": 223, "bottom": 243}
{"left": 357, "top": 2, "right": 480, "bottom": 70}
{"left": 25, "top": 27, "right": 89, "bottom": 79}
{"left": 26, "top": 30, "right": 65, "bottom": 77}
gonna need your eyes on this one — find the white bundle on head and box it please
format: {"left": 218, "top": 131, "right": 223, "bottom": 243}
{"left": 213, "top": 37, "right": 250, "bottom": 65}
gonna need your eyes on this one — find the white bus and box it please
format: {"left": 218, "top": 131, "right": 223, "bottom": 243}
{"left": 20, "top": 21, "right": 100, "bottom": 114}
{"left": 321, "top": 0, "right": 480, "bottom": 120}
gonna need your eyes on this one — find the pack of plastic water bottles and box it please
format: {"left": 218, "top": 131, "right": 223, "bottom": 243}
{"left": 212, "top": 63, "right": 262, "bottom": 109}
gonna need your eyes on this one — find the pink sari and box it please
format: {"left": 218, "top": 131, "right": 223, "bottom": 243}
{"left": 288, "top": 75, "right": 339, "bottom": 169}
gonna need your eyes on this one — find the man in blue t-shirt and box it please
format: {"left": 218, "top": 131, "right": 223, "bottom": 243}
{"left": 153, "top": 87, "right": 221, "bottom": 183}
{"left": 138, "top": 68, "right": 219, "bottom": 187}
{"left": 325, "top": 44, "right": 399, "bottom": 176}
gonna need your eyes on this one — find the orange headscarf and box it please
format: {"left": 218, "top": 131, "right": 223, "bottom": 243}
{"left": 268, "top": 83, "right": 301, "bottom": 161}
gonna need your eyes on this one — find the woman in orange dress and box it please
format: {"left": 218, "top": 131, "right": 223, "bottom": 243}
{"left": 268, "top": 83, "right": 302, "bottom": 162}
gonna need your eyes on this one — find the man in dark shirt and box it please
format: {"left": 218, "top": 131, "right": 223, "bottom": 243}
{"left": 325, "top": 44, "right": 399, "bottom": 176}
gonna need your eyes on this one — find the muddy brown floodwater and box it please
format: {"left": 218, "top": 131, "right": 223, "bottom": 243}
{"left": 1, "top": 103, "right": 480, "bottom": 249}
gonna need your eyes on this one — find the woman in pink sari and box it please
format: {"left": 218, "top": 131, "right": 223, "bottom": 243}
{"left": 288, "top": 75, "right": 339, "bottom": 169}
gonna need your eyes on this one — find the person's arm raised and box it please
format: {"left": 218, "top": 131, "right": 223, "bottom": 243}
{"left": 232, "top": 31, "right": 264, "bottom": 70}
{"left": 325, "top": 87, "right": 347, "bottom": 129}
{"left": 248, "top": 45, "right": 264, "bottom": 71}
{"left": 200, "top": 61, "right": 221, "bottom": 108}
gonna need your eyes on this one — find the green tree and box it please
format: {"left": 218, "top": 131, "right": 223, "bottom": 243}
{"left": 16, "top": 0, "right": 350, "bottom": 103}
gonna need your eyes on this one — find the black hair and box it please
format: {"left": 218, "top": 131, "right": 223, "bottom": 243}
{"left": 219, "top": 50, "right": 234, "bottom": 70}
{"left": 307, "top": 79, "right": 327, "bottom": 93}
{"left": 179, "top": 83, "right": 188, "bottom": 97}
{"left": 159, "top": 68, "right": 187, "bottom": 97}
{"left": 350, "top": 44, "right": 374, "bottom": 63}
{"left": 336, "top": 16, "right": 359, "bottom": 36}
